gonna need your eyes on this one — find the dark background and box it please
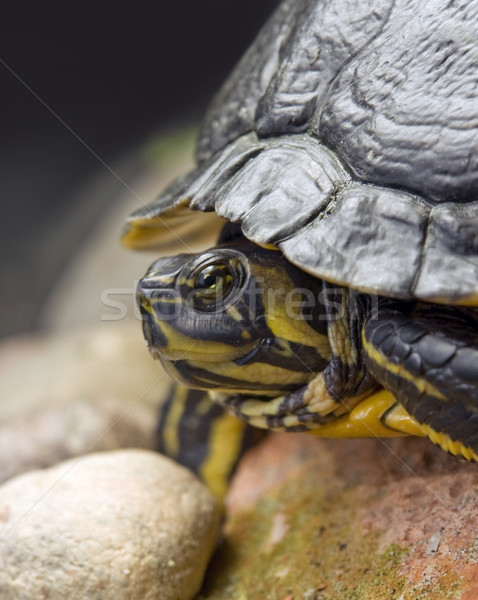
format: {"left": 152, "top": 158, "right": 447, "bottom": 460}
{"left": 0, "top": 1, "right": 279, "bottom": 339}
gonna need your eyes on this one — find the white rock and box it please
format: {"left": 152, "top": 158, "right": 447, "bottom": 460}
{"left": 0, "top": 449, "right": 220, "bottom": 600}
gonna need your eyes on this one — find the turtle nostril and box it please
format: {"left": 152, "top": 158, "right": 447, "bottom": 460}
{"left": 137, "top": 285, "right": 182, "bottom": 321}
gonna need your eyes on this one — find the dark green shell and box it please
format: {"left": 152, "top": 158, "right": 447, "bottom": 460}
{"left": 125, "top": 0, "right": 478, "bottom": 304}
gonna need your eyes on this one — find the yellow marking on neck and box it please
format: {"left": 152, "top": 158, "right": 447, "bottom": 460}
{"left": 254, "top": 264, "right": 332, "bottom": 357}
{"left": 161, "top": 386, "right": 189, "bottom": 458}
{"left": 265, "top": 309, "right": 331, "bottom": 358}
{"left": 362, "top": 334, "right": 446, "bottom": 400}
{"left": 200, "top": 411, "right": 248, "bottom": 504}
{"left": 188, "top": 358, "right": 313, "bottom": 390}
{"left": 195, "top": 393, "right": 216, "bottom": 416}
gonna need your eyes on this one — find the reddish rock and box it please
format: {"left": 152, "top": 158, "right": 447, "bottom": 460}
{"left": 201, "top": 433, "right": 478, "bottom": 599}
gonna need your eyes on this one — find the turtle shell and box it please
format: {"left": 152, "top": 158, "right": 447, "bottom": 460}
{"left": 123, "top": 0, "right": 478, "bottom": 305}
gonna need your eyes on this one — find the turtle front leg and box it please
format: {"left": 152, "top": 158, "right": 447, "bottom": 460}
{"left": 156, "top": 384, "right": 265, "bottom": 504}
{"left": 362, "top": 302, "right": 478, "bottom": 461}
{"left": 214, "top": 371, "right": 424, "bottom": 440}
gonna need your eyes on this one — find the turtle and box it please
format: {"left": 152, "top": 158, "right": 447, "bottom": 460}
{"left": 122, "top": 0, "right": 478, "bottom": 501}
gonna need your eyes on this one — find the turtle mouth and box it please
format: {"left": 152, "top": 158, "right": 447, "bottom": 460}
{"left": 138, "top": 293, "right": 261, "bottom": 364}
{"left": 138, "top": 294, "right": 169, "bottom": 354}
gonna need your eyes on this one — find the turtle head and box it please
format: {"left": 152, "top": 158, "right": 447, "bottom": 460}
{"left": 137, "top": 239, "right": 331, "bottom": 396}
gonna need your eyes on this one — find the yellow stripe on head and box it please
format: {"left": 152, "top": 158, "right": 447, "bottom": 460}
{"left": 254, "top": 263, "right": 331, "bottom": 357}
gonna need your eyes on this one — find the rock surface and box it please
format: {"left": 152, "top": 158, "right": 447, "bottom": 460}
{"left": 0, "top": 449, "right": 220, "bottom": 600}
{"left": 200, "top": 433, "right": 478, "bottom": 600}
{"left": 0, "top": 323, "right": 167, "bottom": 483}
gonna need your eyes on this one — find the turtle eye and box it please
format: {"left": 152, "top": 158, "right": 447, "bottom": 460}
{"left": 192, "top": 262, "right": 234, "bottom": 311}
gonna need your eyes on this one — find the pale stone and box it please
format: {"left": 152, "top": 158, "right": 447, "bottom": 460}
{"left": 0, "top": 449, "right": 220, "bottom": 600}
{"left": 0, "top": 324, "right": 168, "bottom": 483}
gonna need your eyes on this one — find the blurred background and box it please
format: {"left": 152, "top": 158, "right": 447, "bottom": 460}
{"left": 0, "top": 1, "right": 279, "bottom": 340}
